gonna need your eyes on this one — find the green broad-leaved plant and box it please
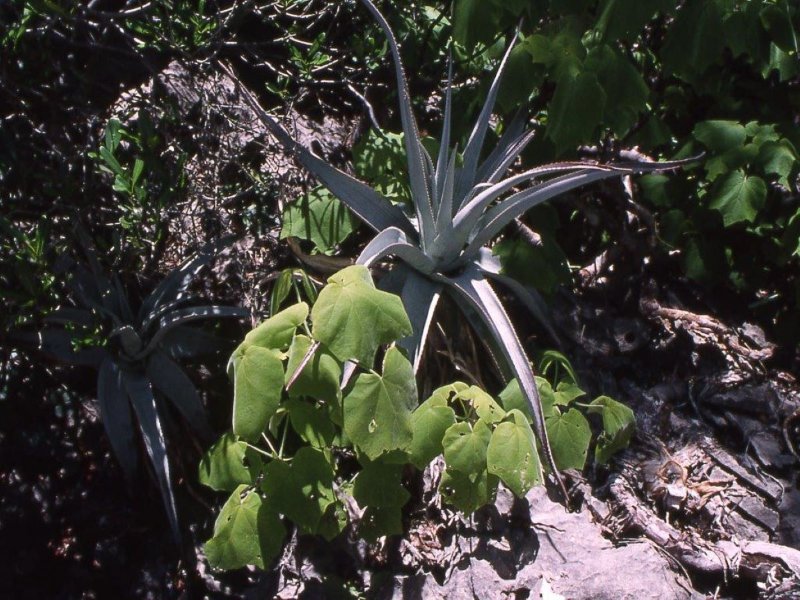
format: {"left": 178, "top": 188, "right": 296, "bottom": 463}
{"left": 200, "top": 266, "right": 635, "bottom": 571}
{"left": 227, "top": 0, "right": 687, "bottom": 498}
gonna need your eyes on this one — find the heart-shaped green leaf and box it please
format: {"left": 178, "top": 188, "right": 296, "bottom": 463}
{"left": 439, "top": 468, "right": 498, "bottom": 514}
{"left": 311, "top": 266, "right": 412, "bottom": 365}
{"left": 588, "top": 395, "right": 636, "bottom": 464}
{"left": 708, "top": 170, "right": 767, "bottom": 227}
{"left": 442, "top": 419, "right": 492, "bottom": 475}
{"left": 410, "top": 393, "right": 456, "bottom": 469}
{"left": 285, "top": 334, "right": 341, "bottom": 403}
{"left": 487, "top": 409, "right": 543, "bottom": 496}
{"left": 198, "top": 432, "right": 262, "bottom": 492}
{"left": 546, "top": 407, "right": 592, "bottom": 471}
{"left": 243, "top": 303, "right": 308, "bottom": 351}
{"left": 232, "top": 346, "right": 285, "bottom": 442}
{"left": 205, "top": 485, "right": 285, "bottom": 570}
{"left": 281, "top": 186, "right": 357, "bottom": 255}
{"left": 261, "top": 447, "right": 337, "bottom": 535}
{"left": 353, "top": 461, "right": 410, "bottom": 508}
{"left": 343, "top": 346, "right": 416, "bottom": 460}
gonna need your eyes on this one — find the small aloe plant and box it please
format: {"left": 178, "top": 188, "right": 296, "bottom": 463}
{"left": 231, "top": 0, "right": 693, "bottom": 498}
{"left": 35, "top": 241, "right": 248, "bottom": 538}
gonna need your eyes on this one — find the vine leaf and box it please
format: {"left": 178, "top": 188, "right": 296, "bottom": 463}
{"left": 439, "top": 468, "right": 498, "bottom": 514}
{"left": 205, "top": 485, "right": 285, "bottom": 570}
{"left": 285, "top": 334, "right": 341, "bottom": 403}
{"left": 487, "top": 409, "right": 543, "bottom": 496}
{"left": 409, "top": 392, "right": 456, "bottom": 469}
{"left": 343, "top": 346, "right": 416, "bottom": 460}
{"left": 708, "top": 170, "right": 767, "bottom": 226}
{"left": 588, "top": 395, "right": 636, "bottom": 464}
{"left": 546, "top": 407, "right": 592, "bottom": 471}
{"left": 242, "top": 303, "right": 308, "bottom": 353}
{"left": 281, "top": 186, "right": 357, "bottom": 255}
{"left": 231, "top": 346, "right": 284, "bottom": 442}
{"left": 442, "top": 419, "right": 492, "bottom": 475}
{"left": 353, "top": 461, "right": 410, "bottom": 508}
{"left": 198, "top": 432, "right": 262, "bottom": 492}
{"left": 261, "top": 447, "right": 337, "bottom": 536}
{"left": 311, "top": 265, "right": 412, "bottom": 365}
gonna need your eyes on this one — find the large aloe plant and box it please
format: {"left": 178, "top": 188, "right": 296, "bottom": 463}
{"left": 35, "top": 242, "right": 248, "bottom": 538}
{"left": 230, "top": 0, "right": 692, "bottom": 498}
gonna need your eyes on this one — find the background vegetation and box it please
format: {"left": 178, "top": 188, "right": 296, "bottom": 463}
{"left": 1, "top": 0, "right": 797, "bottom": 597}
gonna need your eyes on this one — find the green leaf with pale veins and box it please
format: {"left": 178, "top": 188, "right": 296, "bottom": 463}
{"left": 232, "top": 346, "right": 285, "bottom": 442}
{"left": 261, "top": 447, "right": 337, "bottom": 535}
{"left": 243, "top": 303, "right": 308, "bottom": 351}
{"left": 588, "top": 396, "right": 635, "bottom": 464}
{"left": 285, "top": 334, "right": 341, "bottom": 403}
{"left": 205, "top": 485, "right": 284, "bottom": 570}
{"left": 487, "top": 409, "right": 543, "bottom": 496}
{"left": 546, "top": 408, "right": 592, "bottom": 470}
{"left": 343, "top": 346, "right": 416, "bottom": 460}
{"left": 708, "top": 170, "right": 767, "bottom": 226}
{"left": 198, "top": 432, "right": 262, "bottom": 492}
{"left": 554, "top": 381, "right": 586, "bottom": 406}
{"left": 353, "top": 461, "right": 410, "bottom": 508}
{"left": 410, "top": 392, "right": 456, "bottom": 469}
{"left": 281, "top": 186, "right": 357, "bottom": 255}
{"left": 585, "top": 45, "right": 648, "bottom": 135}
{"left": 312, "top": 266, "right": 412, "bottom": 365}
{"left": 442, "top": 419, "right": 492, "bottom": 475}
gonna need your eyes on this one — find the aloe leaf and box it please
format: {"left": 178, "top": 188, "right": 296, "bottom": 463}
{"left": 452, "top": 163, "right": 612, "bottom": 247}
{"left": 230, "top": 71, "right": 417, "bottom": 238}
{"left": 357, "top": 0, "right": 435, "bottom": 248}
{"left": 146, "top": 351, "right": 213, "bottom": 441}
{"left": 355, "top": 226, "right": 436, "bottom": 274}
{"left": 139, "top": 240, "right": 226, "bottom": 324}
{"left": 474, "top": 249, "right": 561, "bottom": 347}
{"left": 121, "top": 369, "right": 180, "bottom": 541}
{"left": 443, "top": 266, "right": 566, "bottom": 499}
{"left": 435, "top": 146, "right": 459, "bottom": 236}
{"left": 159, "top": 325, "right": 228, "bottom": 360}
{"left": 397, "top": 269, "right": 442, "bottom": 373}
{"left": 135, "top": 305, "right": 249, "bottom": 360}
{"left": 464, "top": 169, "right": 624, "bottom": 258}
{"left": 97, "top": 358, "right": 138, "bottom": 482}
{"left": 455, "top": 32, "right": 519, "bottom": 204}
{"left": 43, "top": 307, "right": 94, "bottom": 326}
{"left": 474, "top": 108, "right": 530, "bottom": 184}
{"left": 29, "top": 329, "right": 106, "bottom": 367}
{"left": 434, "top": 56, "right": 454, "bottom": 205}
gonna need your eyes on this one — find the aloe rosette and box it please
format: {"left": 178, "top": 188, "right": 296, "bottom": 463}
{"left": 230, "top": 0, "right": 692, "bottom": 498}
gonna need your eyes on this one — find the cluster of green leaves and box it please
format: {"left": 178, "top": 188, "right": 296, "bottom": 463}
{"left": 450, "top": 0, "right": 800, "bottom": 344}
{"left": 199, "top": 266, "right": 634, "bottom": 570}
{"left": 89, "top": 116, "right": 187, "bottom": 251}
